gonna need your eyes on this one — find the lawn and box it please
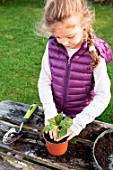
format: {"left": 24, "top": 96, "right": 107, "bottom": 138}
{"left": 0, "top": 0, "right": 113, "bottom": 123}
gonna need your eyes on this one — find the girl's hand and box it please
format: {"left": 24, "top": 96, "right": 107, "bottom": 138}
{"left": 44, "top": 119, "right": 58, "bottom": 141}
{"left": 56, "top": 129, "right": 77, "bottom": 142}
{"left": 66, "top": 129, "right": 77, "bottom": 141}
{"left": 49, "top": 129, "right": 58, "bottom": 140}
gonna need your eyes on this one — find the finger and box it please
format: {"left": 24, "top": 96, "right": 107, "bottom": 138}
{"left": 53, "top": 130, "right": 57, "bottom": 141}
{"left": 56, "top": 131, "right": 72, "bottom": 142}
{"left": 49, "top": 130, "right": 53, "bottom": 139}
{"left": 67, "top": 133, "right": 76, "bottom": 141}
{"left": 67, "top": 129, "right": 73, "bottom": 133}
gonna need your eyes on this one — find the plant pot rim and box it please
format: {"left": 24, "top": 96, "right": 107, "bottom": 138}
{"left": 43, "top": 132, "right": 68, "bottom": 144}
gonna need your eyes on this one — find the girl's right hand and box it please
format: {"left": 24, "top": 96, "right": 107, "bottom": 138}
{"left": 44, "top": 119, "right": 58, "bottom": 141}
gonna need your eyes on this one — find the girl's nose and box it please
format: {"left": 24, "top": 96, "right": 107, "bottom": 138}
{"left": 61, "top": 38, "right": 69, "bottom": 46}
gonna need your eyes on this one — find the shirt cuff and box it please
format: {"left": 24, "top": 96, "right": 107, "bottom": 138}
{"left": 70, "top": 122, "right": 84, "bottom": 136}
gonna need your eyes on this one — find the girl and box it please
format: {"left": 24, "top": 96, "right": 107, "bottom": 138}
{"left": 38, "top": 0, "right": 113, "bottom": 141}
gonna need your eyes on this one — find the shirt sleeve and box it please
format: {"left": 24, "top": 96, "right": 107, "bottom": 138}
{"left": 70, "top": 58, "right": 111, "bottom": 135}
{"left": 38, "top": 43, "right": 58, "bottom": 120}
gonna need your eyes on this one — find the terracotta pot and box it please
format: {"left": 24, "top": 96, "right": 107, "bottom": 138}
{"left": 44, "top": 133, "right": 68, "bottom": 156}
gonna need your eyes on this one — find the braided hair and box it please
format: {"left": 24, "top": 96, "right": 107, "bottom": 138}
{"left": 87, "top": 32, "right": 100, "bottom": 70}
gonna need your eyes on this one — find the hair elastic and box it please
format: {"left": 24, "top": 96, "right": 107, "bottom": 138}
{"left": 89, "top": 46, "right": 96, "bottom": 52}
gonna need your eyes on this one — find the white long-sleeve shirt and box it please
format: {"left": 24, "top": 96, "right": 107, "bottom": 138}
{"left": 38, "top": 43, "right": 111, "bottom": 135}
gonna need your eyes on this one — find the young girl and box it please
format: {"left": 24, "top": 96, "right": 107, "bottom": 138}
{"left": 38, "top": 0, "right": 113, "bottom": 141}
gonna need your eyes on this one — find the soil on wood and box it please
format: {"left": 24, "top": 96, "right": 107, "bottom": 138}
{"left": 80, "top": 126, "right": 108, "bottom": 142}
{"left": 13, "top": 140, "right": 95, "bottom": 170}
{"left": 94, "top": 131, "right": 113, "bottom": 170}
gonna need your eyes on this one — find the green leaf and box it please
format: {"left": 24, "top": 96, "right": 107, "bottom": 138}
{"left": 42, "top": 124, "right": 58, "bottom": 132}
{"left": 48, "top": 117, "right": 56, "bottom": 125}
{"left": 60, "top": 117, "right": 73, "bottom": 129}
{"left": 42, "top": 125, "right": 51, "bottom": 132}
{"left": 57, "top": 128, "right": 67, "bottom": 138}
{"left": 42, "top": 113, "right": 73, "bottom": 136}
{"left": 50, "top": 124, "right": 58, "bottom": 131}
{"left": 55, "top": 112, "right": 63, "bottom": 125}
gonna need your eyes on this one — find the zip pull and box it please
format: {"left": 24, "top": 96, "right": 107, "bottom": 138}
{"left": 67, "top": 57, "right": 71, "bottom": 65}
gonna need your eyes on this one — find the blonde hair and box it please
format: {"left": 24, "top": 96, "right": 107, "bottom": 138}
{"left": 43, "top": 0, "right": 91, "bottom": 32}
{"left": 41, "top": 0, "right": 100, "bottom": 69}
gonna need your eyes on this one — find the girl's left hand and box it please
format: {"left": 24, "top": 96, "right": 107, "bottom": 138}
{"left": 56, "top": 129, "right": 77, "bottom": 142}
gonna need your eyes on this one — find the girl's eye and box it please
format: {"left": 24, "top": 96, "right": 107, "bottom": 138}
{"left": 68, "top": 35, "right": 75, "bottom": 39}
{"left": 56, "top": 36, "right": 60, "bottom": 39}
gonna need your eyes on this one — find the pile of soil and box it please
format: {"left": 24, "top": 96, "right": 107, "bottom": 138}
{"left": 94, "top": 131, "right": 113, "bottom": 170}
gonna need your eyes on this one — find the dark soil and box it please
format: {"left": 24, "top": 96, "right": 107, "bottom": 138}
{"left": 42, "top": 133, "right": 94, "bottom": 169}
{"left": 94, "top": 131, "right": 113, "bottom": 170}
{"left": 36, "top": 140, "right": 96, "bottom": 170}
{"left": 12, "top": 127, "right": 113, "bottom": 170}
{"left": 15, "top": 140, "right": 95, "bottom": 170}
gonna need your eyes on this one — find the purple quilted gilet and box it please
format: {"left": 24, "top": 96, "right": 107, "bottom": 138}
{"left": 48, "top": 36, "right": 113, "bottom": 118}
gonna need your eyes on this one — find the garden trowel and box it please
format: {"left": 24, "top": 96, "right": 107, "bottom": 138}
{"left": 2, "top": 103, "right": 38, "bottom": 145}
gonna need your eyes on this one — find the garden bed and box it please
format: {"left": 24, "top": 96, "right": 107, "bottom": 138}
{"left": 0, "top": 100, "right": 113, "bottom": 170}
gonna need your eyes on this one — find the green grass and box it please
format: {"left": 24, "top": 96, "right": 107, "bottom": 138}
{"left": 91, "top": 2, "right": 113, "bottom": 123}
{"left": 0, "top": 0, "right": 113, "bottom": 123}
{"left": 0, "top": 0, "right": 47, "bottom": 105}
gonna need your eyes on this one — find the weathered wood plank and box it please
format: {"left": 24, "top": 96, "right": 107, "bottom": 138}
{"left": 0, "top": 155, "right": 20, "bottom": 170}
{"left": 0, "top": 100, "right": 44, "bottom": 130}
{"left": 0, "top": 142, "right": 67, "bottom": 170}
{"left": 0, "top": 151, "right": 50, "bottom": 170}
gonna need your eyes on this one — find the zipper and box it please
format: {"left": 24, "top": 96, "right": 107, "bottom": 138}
{"left": 67, "top": 58, "right": 70, "bottom": 65}
{"left": 63, "top": 57, "right": 71, "bottom": 109}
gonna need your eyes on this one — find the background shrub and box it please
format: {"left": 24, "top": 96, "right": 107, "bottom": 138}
{"left": 91, "top": 0, "right": 113, "bottom": 5}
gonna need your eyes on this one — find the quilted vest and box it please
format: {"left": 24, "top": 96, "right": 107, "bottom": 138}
{"left": 48, "top": 36, "right": 113, "bottom": 118}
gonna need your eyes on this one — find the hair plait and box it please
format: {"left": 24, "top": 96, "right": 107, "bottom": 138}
{"left": 87, "top": 32, "right": 100, "bottom": 70}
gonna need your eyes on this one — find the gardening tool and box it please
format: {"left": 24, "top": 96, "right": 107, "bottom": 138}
{"left": 2, "top": 103, "right": 38, "bottom": 145}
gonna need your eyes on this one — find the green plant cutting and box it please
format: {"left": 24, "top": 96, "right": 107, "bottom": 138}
{"left": 42, "top": 112, "right": 73, "bottom": 139}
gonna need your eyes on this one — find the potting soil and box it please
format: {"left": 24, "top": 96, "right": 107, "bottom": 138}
{"left": 13, "top": 140, "right": 95, "bottom": 169}
{"left": 35, "top": 141, "right": 95, "bottom": 169}
{"left": 94, "top": 132, "right": 113, "bottom": 170}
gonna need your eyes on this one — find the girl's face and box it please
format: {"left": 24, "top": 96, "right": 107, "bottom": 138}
{"left": 53, "top": 16, "right": 86, "bottom": 49}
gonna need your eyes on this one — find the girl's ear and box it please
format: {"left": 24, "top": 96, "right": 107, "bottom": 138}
{"left": 83, "top": 19, "right": 91, "bottom": 33}
{"left": 83, "top": 26, "right": 86, "bottom": 31}
{"left": 83, "top": 26, "right": 88, "bottom": 41}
